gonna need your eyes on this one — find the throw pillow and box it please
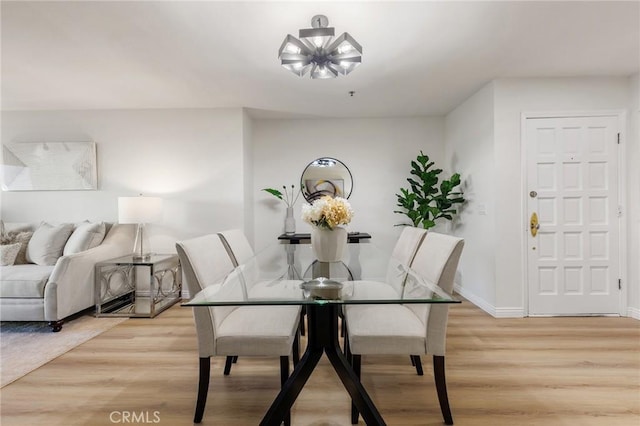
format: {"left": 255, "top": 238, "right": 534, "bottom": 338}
{"left": 63, "top": 221, "right": 106, "bottom": 255}
{"left": 26, "top": 222, "right": 74, "bottom": 266}
{"left": 0, "top": 231, "right": 33, "bottom": 265}
{"left": 0, "top": 243, "right": 21, "bottom": 266}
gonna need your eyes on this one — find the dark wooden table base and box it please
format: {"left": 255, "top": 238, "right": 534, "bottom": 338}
{"left": 259, "top": 304, "right": 386, "bottom": 426}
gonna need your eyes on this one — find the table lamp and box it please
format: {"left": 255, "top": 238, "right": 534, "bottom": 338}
{"left": 118, "top": 195, "right": 163, "bottom": 261}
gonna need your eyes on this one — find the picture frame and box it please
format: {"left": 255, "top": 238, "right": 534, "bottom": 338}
{"left": 2, "top": 142, "right": 98, "bottom": 191}
{"left": 304, "top": 178, "right": 345, "bottom": 201}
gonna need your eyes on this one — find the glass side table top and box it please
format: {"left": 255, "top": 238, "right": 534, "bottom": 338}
{"left": 96, "top": 253, "right": 177, "bottom": 266}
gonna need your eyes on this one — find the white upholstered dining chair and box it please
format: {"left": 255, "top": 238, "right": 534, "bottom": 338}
{"left": 345, "top": 231, "right": 464, "bottom": 425}
{"left": 342, "top": 226, "right": 427, "bottom": 370}
{"left": 217, "top": 228, "right": 255, "bottom": 266}
{"left": 217, "top": 228, "right": 257, "bottom": 373}
{"left": 384, "top": 226, "right": 428, "bottom": 295}
{"left": 219, "top": 228, "right": 307, "bottom": 342}
{"left": 176, "top": 234, "right": 301, "bottom": 424}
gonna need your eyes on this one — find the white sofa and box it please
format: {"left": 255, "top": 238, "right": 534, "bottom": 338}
{"left": 0, "top": 222, "right": 135, "bottom": 331}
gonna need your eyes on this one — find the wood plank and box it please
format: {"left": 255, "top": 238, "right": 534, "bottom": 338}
{"left": 1, "top": 300, "right": 638, "bottom": 425}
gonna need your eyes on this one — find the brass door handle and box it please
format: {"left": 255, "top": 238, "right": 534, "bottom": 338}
{"left": 530, "top": 212, "right": 539, "bottom": 237}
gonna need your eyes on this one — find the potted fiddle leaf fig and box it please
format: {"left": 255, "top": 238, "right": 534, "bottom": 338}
{"left": 394, "top": 151, "right": 465, "bottom": 229}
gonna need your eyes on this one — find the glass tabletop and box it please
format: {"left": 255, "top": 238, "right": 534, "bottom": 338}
{"left": 96, "top": 253, "right": 176, "bottom": 266}
{"left": 182, "top": 243, "right": 460, "bottom": 307}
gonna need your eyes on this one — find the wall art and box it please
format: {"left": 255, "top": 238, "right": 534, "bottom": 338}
{"left": 2, "top": 142, "right": 97, "bottom": 191}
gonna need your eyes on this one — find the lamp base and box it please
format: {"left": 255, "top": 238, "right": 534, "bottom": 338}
{"left": 131, "top": 224, "right": 152, "bottom": 262}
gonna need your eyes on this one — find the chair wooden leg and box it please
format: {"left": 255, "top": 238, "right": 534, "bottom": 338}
{"left": 232, "top": 355, "right": 238, "bottom": 363}
{"left": 350, "top": 354, "right": 361, "bottom": 424}
{"left": 223, "top": 356, "right": 234, "bottom": 375}
{"left": 412, "top": 355, "right": 424, "bottom": 376}
{"left": 194, "top": 357, "right": 210, "bottom": 423}
{"left": 280, "top": 356, "right": 291, "bottom": 426}
{"left": 433, "top": 355, "right": 453, "bottom": 425}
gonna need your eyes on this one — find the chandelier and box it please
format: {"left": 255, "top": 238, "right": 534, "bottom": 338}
{"left": 278, "top": 15, "right": 362, "bottom": 79}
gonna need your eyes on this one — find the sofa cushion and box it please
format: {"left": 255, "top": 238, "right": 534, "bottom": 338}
{"left": 0, "top": 231, "right": 33, "bottom": 265}
{"left": 26, "top": 222, "right": 74, "bottom": 266}
{"left": 63, "top": 222, "right": 106, "bottom": 255}
{"left": 0, "top": 243, "right": 21, "bottom": 266}
{"left": 0, "top": 265, "right": 56, "bottom": 297}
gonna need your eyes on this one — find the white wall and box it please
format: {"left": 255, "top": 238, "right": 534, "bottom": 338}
{"left": 1, "top": 108, "right": 248, "bottom": 252}
{"left": 242, "top": 109, "right": 255, "bottom": 246}
{"left": 444, "top": 76, "right": 636, "bottom": 318}
{"left": 493, "top": 77, "right": 633, "bottom": 316}
{"left": 628, "top": 73, "right": 640, "bottom": 319}
{"left": 445, "top": 82, "right": 497, "bottom": 310}
{"left": 3, "top": 77, "right": 636, "bottom": 319}
{"left": 251, "top": 117, "right": 445, "bottom": 253}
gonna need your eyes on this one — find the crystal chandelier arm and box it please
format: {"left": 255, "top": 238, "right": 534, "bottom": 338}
{"left": 281, "top": 56, "right": 313, "bottom": 77}
{"left": 310, "top": 62, "right": 339, "bottom": 79}
{"left": 328, "top": 59, "right": 361, "bottom": 76}
{"left": 278, "top": 34, "right": 313, "bottom": 58}
{"left": 326, "top": 32, "right": 362, "bottom": 56}
{"left": 299, "top": 26, "right": 335, "bottom": 49}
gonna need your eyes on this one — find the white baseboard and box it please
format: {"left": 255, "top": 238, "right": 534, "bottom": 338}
{"left": 628, "top": 307, "right": 640, "bottom": 320}
{"left": 494, "top": 307, "right": 525, "bottom": 318}
{"left": 454, "top": 284, "right": 524, "bottom": 318}
{"left": 454, "top": 284, "right": 496, "bottom": 316}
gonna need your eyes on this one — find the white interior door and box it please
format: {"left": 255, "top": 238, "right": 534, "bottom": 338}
{"left": 526, "top": 115, "right": 621, "bottom": 315}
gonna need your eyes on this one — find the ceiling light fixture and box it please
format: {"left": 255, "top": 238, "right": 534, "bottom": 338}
{"left": 278, "top": 15, "right": 362, "bottom": 79}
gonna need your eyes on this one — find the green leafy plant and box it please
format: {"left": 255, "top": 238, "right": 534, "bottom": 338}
{"left": 394, "top": 151, "right": 465, "bottom": 229}
{"left": 262, "top": 185, "right": 301, "bottom": 208}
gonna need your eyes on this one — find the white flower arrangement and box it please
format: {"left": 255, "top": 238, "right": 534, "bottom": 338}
{"left": 301, "top": 196, "right": 354, "bottom": 230}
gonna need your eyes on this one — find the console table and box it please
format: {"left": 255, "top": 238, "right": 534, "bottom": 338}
{"left": 278, "top": 233, "right": 370, "bottom": 281}
{"left": 278, "top": 232, "right": 371, "bottom": 244}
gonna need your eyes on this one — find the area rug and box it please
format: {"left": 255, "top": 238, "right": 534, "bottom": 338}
{"left": 0, "top": 314, "right": 127, "bottom": 387}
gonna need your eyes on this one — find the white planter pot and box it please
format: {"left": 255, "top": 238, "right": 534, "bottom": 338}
{"left": 311, "top": 227, "right": 348, "bottom": 262}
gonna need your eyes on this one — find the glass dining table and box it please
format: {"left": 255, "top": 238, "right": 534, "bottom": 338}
{"left": 183, "top": 242, "right": 460, "bottom": 426}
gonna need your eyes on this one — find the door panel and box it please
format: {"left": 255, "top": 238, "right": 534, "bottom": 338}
{"left": 527, "top": 116, "right": 620, "bottom": 315}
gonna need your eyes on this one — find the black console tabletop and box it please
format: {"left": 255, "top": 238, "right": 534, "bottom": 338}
{"left": 278, "top": 232, "right": 371, "bottom": 244}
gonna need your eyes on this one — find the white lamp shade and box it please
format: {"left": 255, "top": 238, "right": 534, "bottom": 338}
{"left": 118, "top": 196, "right": 163, "bottom": 224}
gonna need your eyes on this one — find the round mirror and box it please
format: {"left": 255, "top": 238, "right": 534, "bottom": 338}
{"left": 300, "top": 157, "right": 353, "bottom": 202}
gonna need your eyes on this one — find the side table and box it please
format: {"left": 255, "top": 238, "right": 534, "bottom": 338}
{"left": 95, "top": 254, "right": 182, "bottom": 318}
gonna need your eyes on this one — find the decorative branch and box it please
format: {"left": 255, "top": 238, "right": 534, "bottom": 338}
{"left": 262, "top": 185, "right": 301, "bottom": 208}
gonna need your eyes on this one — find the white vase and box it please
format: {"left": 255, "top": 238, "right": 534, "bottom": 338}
{"left": 311, "top": 226, "right": 348, "bottom": 262}
{"left": 284, "top": 207, "right": 296, "bottom": 235}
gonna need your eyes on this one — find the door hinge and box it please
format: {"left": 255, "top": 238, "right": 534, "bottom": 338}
{"left": 618, "top": 205, "right": 623, "bottom": 217}
{"left": 618, "top": 278, "right": 622, "bottom": 290}
{"left": 617, "top": 133, "right": 620, "bottom": 144}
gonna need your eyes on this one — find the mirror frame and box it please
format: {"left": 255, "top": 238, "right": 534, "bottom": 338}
{"left": 300, "top": 157, "right": 353, "bottom": 202}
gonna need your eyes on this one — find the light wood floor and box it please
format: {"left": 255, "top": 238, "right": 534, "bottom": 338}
{"left": 1, "top": 300, "right": 638, "bottom": 426}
